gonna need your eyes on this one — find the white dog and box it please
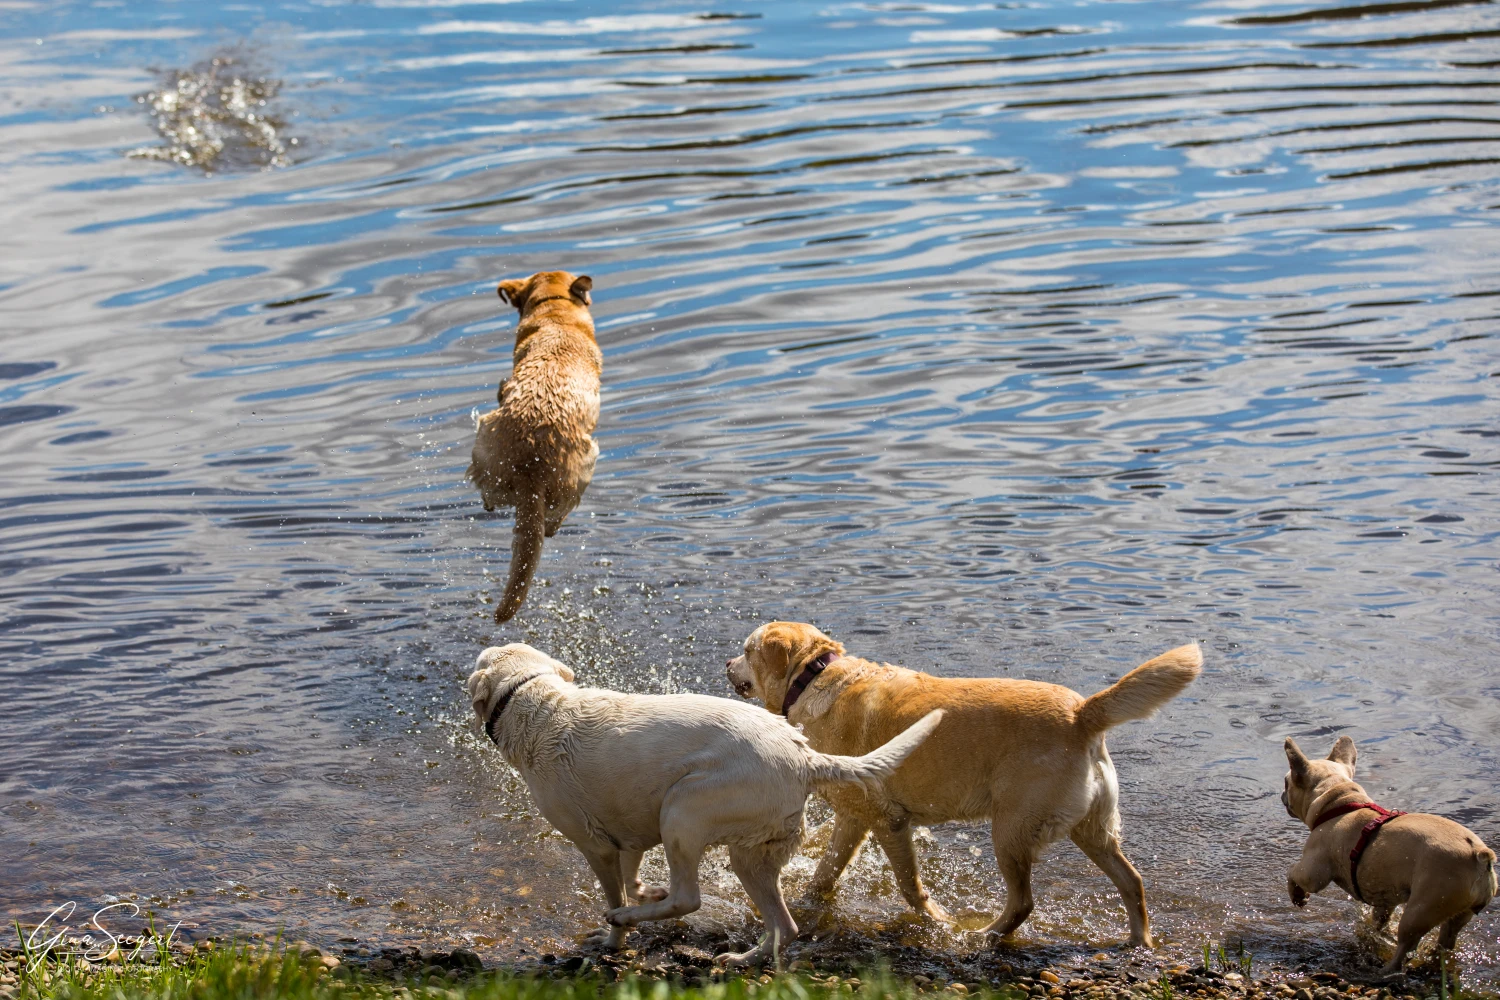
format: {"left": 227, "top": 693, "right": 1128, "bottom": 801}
{"left": 466, "top": 643, "right": 942, "bottom": 965}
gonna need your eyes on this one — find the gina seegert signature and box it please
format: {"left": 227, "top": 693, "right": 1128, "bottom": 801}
{"left": 19, "top": 901, "right": 184, "bottom": 972}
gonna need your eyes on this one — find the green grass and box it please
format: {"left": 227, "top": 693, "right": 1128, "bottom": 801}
{"left": 5, "top": 937, "right": 1024, "bottom": 1000}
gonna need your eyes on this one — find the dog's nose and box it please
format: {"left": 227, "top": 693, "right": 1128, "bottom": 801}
{"left": 725, "top": 659, "right": 733, "bottom": 670}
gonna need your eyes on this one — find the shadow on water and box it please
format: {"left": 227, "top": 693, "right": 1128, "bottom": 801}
{"left": 0, "top": 0, "right": 1497, "bottom": 984}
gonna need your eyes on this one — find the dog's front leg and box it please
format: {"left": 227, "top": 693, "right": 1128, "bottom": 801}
{"left": 577, "top": 843, "right": 630, "bottom": 949}
{"left": 1287, "top": 853, "right": 1330, "bottom": 908}
{"left": 620, "top": 849, "right": 667, "bottom": 903}
{"left": 804, "top": 814, "right": 869, "bottom": 901}
{"left": 873, "top": 817, "right": 953, "bottom": 924}
{"left": 605, "top": 834, "right": 704, "bottom": 927}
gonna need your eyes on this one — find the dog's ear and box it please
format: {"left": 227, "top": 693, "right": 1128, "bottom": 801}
{"left": 1285, "top": 737, "right": 1310, "bottom": 775}
{"left": 569, "top": 274, "right": 593, "bottom": 307}
{"left": 465, "top": 667, "right": 497, "bottom": 720}
{"left": 551, "top": 662, "right": 576, "bottom": 683}
{"left": 498, "top": 277, "right": 529, "bottom": 310}
{"left": 786, "top": 624, "right": 843, "bottom": 674}
{"left": 756, "top": 629, "right": 794, "bottom": 682}
{"left": 1328, "top": 735, "right": 1357, "bottom": 771}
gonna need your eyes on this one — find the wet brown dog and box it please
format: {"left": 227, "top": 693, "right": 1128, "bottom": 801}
{"left": 468, "top": 270, "right": 600, "bottom": 622}
{"left": 1282, "top": 736, "right": 1495, "bottom": 975}
{"left": 727, "top": 622, "right": 1201, "bottom": 947}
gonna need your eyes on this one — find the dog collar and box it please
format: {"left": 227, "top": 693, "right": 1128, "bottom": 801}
{"left": 1311, "top": 801, "right": 1407, "bottom": 902}
{"left": 781, "top": 651, "right": 837, "bottom": 717}
{"left": 521, "top": 294, "right": 580, "bottom": 311}
{"left": 484, "top": 672, "right": 550, "bottom": 745}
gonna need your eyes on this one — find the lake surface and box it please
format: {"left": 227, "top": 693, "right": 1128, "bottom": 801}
{"left": 2, "top": 0, "right": 1498, "bottom": 981}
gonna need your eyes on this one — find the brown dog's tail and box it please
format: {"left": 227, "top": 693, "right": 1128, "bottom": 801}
{"left": 1074, "top": 644, "right": 1202, "bottom": 734}
{"left": 496, "top": 488, "right": 546, "bottom": 623}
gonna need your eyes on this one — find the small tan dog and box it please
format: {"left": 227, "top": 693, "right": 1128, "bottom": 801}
{"left": 468, "top": 270, "right": 601, "bottom": 622}
{"left": 1282, "top": 736, "right": 1495, "bottom": 975}
{"left": 726, "top": 622, "right": 1201, "bottom": 947}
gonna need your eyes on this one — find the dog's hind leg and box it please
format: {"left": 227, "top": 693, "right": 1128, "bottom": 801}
{"left": 804, "top": 814, "right": 869, "bottom": 901}
{"left": 1383, "top": 897, "right": 1448, "bottom": 976}
{"left": 1070, "top": 823, "right": 1152, "bottom": 947}
{"left": 605, "top": 827, "right": 706, "bottom": 927}
{"left": 718, "top": 841, "right": 800, "bottom": 969}
{"left": 621, "top": 849, "right": 667, "bottom": 903}
{"left": 545, "top": 440, "right": 597, "bottom": 538}
{"left": 981, "top": 825, "right": 1036, "bottom": 943}
{"left": 1437, "top": 908, "right": 1474, "bottom": 952}
{"left": 872, "top": 817, "right": 953, "bottom": 924}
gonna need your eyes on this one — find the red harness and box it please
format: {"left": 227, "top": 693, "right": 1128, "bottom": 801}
{"left": 1311, "top": 801, "right": 1407, "bottom": 902}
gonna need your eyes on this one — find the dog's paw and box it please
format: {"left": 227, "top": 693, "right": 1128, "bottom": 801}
{"left": 713, "top": 945, "right": 766, "bottom": 969}
{"left": 796, "top": 882, "right": 840, "bottom": 910}
{"left": 917, "top": 898, "right": 956, "bottom": 925}
{"left": 604, "top": 905, "right": 639, "bottom": 928}
{"left": 581, "top": 926, "right": 628, "bottom": 951}
{"left": 625, "top": 879, "right": 668, "bottom": 903}
{"left": 1288, "top": 881, "right": 1308, "bottom": 908}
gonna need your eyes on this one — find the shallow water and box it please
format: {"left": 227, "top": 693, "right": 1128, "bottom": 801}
{"left": 2, "top": 0, "right": 1498, "bottom": 982}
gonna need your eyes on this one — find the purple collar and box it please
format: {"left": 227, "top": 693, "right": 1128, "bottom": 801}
{"left": 782, "top": 651, "right": 837, "bottom": 717}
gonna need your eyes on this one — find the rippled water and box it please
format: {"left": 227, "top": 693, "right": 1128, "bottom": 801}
{"left": 2, "top": 0, "right": 1498, "bottom": 982}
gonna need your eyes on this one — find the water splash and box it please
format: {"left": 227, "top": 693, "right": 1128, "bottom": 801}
{"left": 127, "top": 54, "right": 295, "bottom": 172}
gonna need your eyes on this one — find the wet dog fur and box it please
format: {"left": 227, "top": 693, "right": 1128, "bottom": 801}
{"left": 467, "top": 642, "right": 942, "bottom": 966}
{"left": 1282, "top": 736, "right": 1496, "bottom": 975}
{"left": 726, "top": 621, "right": 1201, "bottom": 947}
{"left": 467, "top": 270, "right": 601, "bottom": 622}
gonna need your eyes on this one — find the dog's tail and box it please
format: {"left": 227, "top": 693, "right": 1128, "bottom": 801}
{"left": 1074, "top": 644, "right": 1202, "bottom": 734}
{"left": 1471, "top": 842, "right": 1496, "bottom": 913}
{"left": 806, "top": 710, "right": 943, "bottom": 795}
{"left": 496, "top": 488, "right": 546, "bottom": 623}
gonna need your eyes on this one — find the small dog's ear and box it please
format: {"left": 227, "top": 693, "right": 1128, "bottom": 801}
{"left": 498, "top": 278, "right": 528, "bottom": 310}
{"left": 1285, "top": 737, "right": 1310, "bottom": 775}
{"left": 569, "top": 274, "right": 593, "bottom": 306}
{"left": 552, "top": 662, "right": 576, "bottom": 683}
{"left": 1328, "top": 735, "right": 1357, "bottom": 771}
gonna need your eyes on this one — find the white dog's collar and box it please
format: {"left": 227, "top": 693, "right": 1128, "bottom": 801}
{"left": 484, "top": 671, "right": 552, "bottom": 744}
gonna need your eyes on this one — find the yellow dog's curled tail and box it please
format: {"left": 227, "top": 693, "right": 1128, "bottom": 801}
{"left": 1075, "top": 644, "right": 1202, "bottom": 734}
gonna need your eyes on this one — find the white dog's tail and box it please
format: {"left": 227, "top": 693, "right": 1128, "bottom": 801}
{"left": 807, "top": 709, "right": 943, "bottom": 794}
{"left": 1075, "top": 644, "right": 1202, "bottom": 734}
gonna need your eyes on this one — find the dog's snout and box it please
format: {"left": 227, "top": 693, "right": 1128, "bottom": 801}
{"left": 725, "top": 658, "right": 754, "bottom": 699}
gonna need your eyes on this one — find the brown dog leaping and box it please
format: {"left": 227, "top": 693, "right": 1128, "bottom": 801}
{"left": 727, "top": 621, "right": 1201, "bottom": 948}
{"left": 1282, "top": 736, "right": 1496, "bottom": 976}
{"left": 467, "top": 270, "right": 601, "bottom": 623}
